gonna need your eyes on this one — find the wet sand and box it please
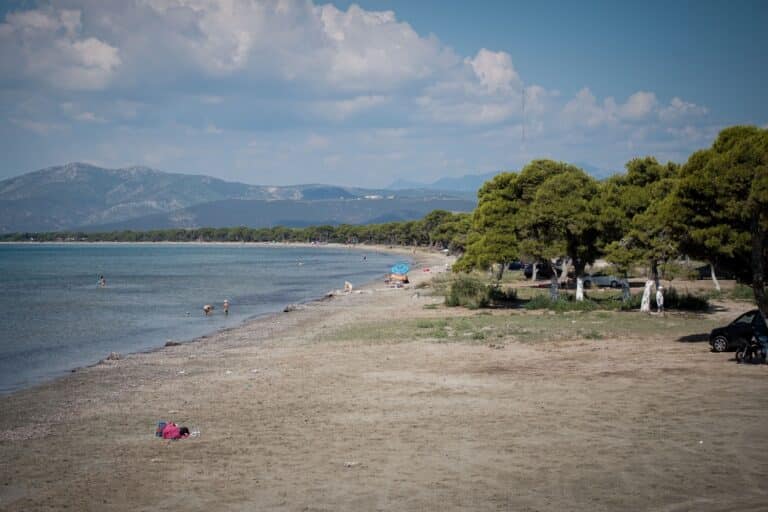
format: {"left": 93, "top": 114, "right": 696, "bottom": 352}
{"left": 2, "top": 249, "right": 768, "bottom": 511}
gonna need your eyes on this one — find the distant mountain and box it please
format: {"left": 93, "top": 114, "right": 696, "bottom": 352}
{"left": 388, "top": 163, "right": 617, "bottom": 194}
{"left": 388, "top": 171, "right": 498, "bottom": 193}
{"left": 0, "top": 163, "right": 475, "bottom": 233}
{"left": 573, "top": 162, "right": 616, "bottom": 179}
{"left": 82, "top": 198, "right": 477, "bottom": 232}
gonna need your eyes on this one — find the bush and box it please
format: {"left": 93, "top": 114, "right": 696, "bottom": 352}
{"left": 523, "top": 294, "right": 598, "bottom": 312}
{"left": 445, "top": 276, "right": 489, "bottom": 308}
{"left": 619, "top": 287, "right": 709, "bottom": 311}
{"left": 444, "top": 276, "right": 518, "bottom": 308}
{"left": 731, "top": 284, "right": 755, "bottom": 302}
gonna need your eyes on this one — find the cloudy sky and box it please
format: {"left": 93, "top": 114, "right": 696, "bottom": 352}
{"left": 1, "top": 0, "right": 766, "bottom": 186}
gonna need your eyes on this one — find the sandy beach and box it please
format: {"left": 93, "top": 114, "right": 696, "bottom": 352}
{"left": 2, "top": 247, "right": 768, "bottom": 511}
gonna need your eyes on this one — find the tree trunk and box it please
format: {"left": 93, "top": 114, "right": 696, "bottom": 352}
{"left": 650, "top": 260, "right": 660, "bottom": 290}
{"left": 559, "top": 257, "right": 569, "bottom": 285}
{"left": 640, "top": 280, "right": 654, "bottom": 313}
{"left": 574, "top": 261, "right": 586, "bottom": 301}
{"left": 495, "top": 263, "right": 505, "bottom": 281}
{"left": 549, "top": 275, "right": 559, "bottom": 300}
{"left": 710, "top": 262, "right": 721, "bottom": 292}
{"left": 752, "top": 216, "right": 768, "bottom": 317}
{"left": 532, "top": 262, "right": 538, "bottom": 281}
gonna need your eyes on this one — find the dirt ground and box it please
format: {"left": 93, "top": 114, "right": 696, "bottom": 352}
{"left": 2, "top": 251, "right": 767, "bottom": 511}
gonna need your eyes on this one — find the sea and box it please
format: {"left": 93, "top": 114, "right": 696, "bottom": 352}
{"left": 0, "top": 243, "right": 401, "bottom": 394}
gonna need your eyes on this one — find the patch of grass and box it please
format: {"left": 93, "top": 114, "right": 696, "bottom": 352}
{"left": 583, "top": 329, "right": 603, "bottom": 340}
{"left": 422, "top": 303, "right": 439, "bottom": 310}
{"left": 319, "top": 310, "right": 723, "bottom": 347}
{"left": 730, "top": 284, "right": 755, "bottom": 302}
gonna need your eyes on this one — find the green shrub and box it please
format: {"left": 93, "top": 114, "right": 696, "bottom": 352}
{"left": 731, "top": 284, "right": 755, "bottom": 302}
{"left": 444, "top": 276, "right": 518, "bottom": 308}
{"left": 523, "top": 294, "right": 598, "bottom": 312}
{"left": 619, "top": 287, "right": 709, "bottom": 311}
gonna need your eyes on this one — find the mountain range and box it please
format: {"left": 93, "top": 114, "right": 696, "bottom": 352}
{"left": 387, "top": 163, "right": 614, "bottom": 191}
{"left": 0, "top": 163, "right": 477, "bottom": 233}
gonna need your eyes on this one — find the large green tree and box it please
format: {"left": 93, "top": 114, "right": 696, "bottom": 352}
{"left": 521, "top": 165, "right": 602, "bottom": 299}
{"left": 454, "top": 172, "right": 518, "bottom": 277}
{"left": 601, "top": 157, "right": 680, "bottom": 281}
{"left": 669, "top": 126, "right": 768, "bottom": 314}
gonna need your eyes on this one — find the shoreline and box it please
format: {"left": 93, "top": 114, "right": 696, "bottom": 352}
{"left": 0, "top": 244, "right": 443, "bottom": 397}
{"left": 4, "top": 249, "right": 767, "bottom": 511}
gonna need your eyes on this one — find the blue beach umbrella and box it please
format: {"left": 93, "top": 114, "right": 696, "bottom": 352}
{"left": 390, "top": 262, "right": 410, "bottom": 275}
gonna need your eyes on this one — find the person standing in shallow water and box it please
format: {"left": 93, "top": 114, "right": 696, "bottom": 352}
{"left": 98, "top": 275, "right": 106, "bottom": 288}
{"left": 223, "top": 299, "right": 229, "bottom": 315}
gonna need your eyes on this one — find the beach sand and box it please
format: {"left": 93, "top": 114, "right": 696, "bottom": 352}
{"left": 2, "top": 248, "right": 768, "bottom": 511}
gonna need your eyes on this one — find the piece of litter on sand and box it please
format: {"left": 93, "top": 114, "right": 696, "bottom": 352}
{"left": 699, "top": 440, "right": 704, "bottom": 444}
{"left": 177, "top": 370, "right": 185, "bottom": 375}
{"left": 150, "top": 458, "right": 161, "bottom": 463}
{"left": 225, "top": 370, "right": 233, "bottom": 375}
{"left": 344, "top": 461, "right": 360, "bottom": 468}
{"left": 251, "top": 368, "right": 260, "bottom": 373}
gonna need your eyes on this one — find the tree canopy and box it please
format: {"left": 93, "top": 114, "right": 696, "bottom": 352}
{"left": 668, "top": 125, "right": 768, "bottom": 313}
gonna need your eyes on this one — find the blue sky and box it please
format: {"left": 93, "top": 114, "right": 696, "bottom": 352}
{"left": 1, "top": 0, "right": 766, "bottom": 186}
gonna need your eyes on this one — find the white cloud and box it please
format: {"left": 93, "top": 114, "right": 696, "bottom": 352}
{"left": 306, "top": 133, "right": 330, "bottom": 149}
{"left": 313, "top": 95, "right": 389, "bottom": 120}
{"left": 468, "top": 49, "right": 520, "bottom": 94}
{"left": 619, "top": 91, "right": 657, "bottom": 120}
{"left": 562, "top": 88, "right": 617, "bottom": 127}
{"left": 0, "top": 1, "right": 719, "bottom": 185}
{"left": 73, "top": 111, "right": 105, "bottom": 123}
{"left": 10, "top": 118, "right": 67, "bottom": 135}
{"left": 316, "top": 4, "right": 455, "bottom": 90}
{"left": 563, "top": 88, "right": 689, "bottom": 127}
{"left": 659, "top": 97, "right": 708, "bottom": 122}
{"left": 0, "top": 7, "right": 120, "bottom": 90}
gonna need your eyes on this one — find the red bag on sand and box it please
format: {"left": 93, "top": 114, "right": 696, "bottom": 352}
{"left": 162, "top": 423, "right": 182, "bottom": 439}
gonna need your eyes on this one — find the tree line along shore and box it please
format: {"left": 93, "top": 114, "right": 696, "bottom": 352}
{"left": 3, "top": 125, "right": 766, "bottom": 314}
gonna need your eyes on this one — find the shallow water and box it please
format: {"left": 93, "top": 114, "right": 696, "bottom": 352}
{"left": 0, "top": 243, "right": 400, "bottom": 393}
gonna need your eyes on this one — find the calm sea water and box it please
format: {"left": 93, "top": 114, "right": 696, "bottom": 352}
{"left": 0, "top": 243, "right": 401, "bottom": 393}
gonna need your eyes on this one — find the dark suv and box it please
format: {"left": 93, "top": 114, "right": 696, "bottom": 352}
{"left": 523, "top": 262, "right": 562, "bottom": 280}
{"left": 709, "top": 310, "right": 767, "bottom": 352}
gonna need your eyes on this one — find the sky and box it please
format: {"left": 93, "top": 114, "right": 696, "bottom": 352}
{"left": 0, "top": 0, "right": 766, "bottom": 187}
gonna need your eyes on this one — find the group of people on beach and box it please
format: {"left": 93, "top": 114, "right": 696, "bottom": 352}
{"left": 203, "top": 299, "right": 229, "bottom": 316}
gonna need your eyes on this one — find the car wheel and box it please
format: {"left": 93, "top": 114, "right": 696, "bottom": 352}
{"left": 736, "top": 346, "right": 746, "bottom": 363}
{"left": 610, "top": 280, "right": 618, "bottom": 288}
{"left": 583, "top": 280, "right": 591, "bottom": 288}
{"left": 712, "top": 335, "right": 729, "bottom": 353}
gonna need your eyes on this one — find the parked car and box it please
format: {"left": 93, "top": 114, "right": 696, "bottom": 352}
{"left": 583, "top": 273, "right": 627, "bottom": 289}
{"left": 507, "top": 261, "right": 524, "bottom": 271}
{"left": 709, "top": 310, "right": 768, "bottom": 352}
{"left": 695, "top": 265, "right": 736, "bottom": 280}
{"left": 523, "top": 262, "right": 561, "bottom": 280}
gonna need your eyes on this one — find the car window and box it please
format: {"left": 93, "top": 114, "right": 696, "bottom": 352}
{"left": 734, "top": 312, "right": 755, "bottom": 325}
{"left": 753, "top": 313, "right": 767, "bottom": 330}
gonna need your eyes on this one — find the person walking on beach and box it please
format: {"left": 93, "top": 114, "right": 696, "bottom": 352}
{"left": 223, "top": 299, "right": 229, "bottom": 315}
{"left": 656, "top": 286, "right": 665, "bottom": 314}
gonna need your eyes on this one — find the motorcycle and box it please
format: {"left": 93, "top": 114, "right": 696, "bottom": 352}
{"left": 735, "top": 335, "right": 767, "bottom": 364}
